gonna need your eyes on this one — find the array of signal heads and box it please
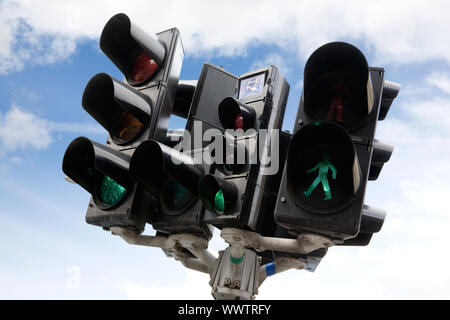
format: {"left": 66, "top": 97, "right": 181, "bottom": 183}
{"left": 62, "top": 13, "right": 400, "bottom": 250}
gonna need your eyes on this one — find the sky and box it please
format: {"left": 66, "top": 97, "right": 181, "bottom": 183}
{"left": 0, "top": 0, "right": 450, "bottom": 299}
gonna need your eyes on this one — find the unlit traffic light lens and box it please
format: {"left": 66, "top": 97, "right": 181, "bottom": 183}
{"left": 233, "top": 113, "right": 244, "bottom": 130}
{"left": 112, "top": 110, "right": 145, "bottom": 144}
{"left": 163, "top": 179, "right": 195, "bottom": 211}
{"left": 98, "top": 175, "right": 127, "bottom": 206}
{"left": 132, "top": 51, "right": 159, "bottom": 84}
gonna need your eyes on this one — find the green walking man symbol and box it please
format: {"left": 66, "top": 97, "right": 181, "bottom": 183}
{"left": 303, "top": 155, "right": 337, "bottom": 200}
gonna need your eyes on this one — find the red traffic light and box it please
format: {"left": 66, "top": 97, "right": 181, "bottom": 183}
{"left": 100, "top": 13, "right": 165, "bottom": 86}
{"left": 132, "top": 51, "right": 159, "bottom": 84}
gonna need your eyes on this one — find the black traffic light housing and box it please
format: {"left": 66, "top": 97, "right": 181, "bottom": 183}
{"left": 100, "top": 13, "right": 166, "bottom": 86}
{"left": 82, "top": 73, "right": 152, "bottom": 147}
{"left": 63, "top": 13, "right": 184, "bottom": 233}
{"left": 218, "top": 97, "right": 257, "bottom": 131}
{"left": 62, "top": 137, "right": 150, "bottom": 231}
{"left": 186, "top": 63, "right": 290, "bottom": 232}
{"left": 100, "top": 13, "right": 184, "bottom": 145}
{"left": 274, "top": 42, "right": 393, "bottom": 241}
{"left": 129, "top": 140, "right": 212, "bottom": 238}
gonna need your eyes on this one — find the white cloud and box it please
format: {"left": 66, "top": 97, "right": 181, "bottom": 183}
{"left": 0, "top": 105, "right": 104, "bottom": 155}
{"left": 1, "top": 1, "right": 450, "bottom": 74}
{"left": 49, "top": 122, "right": 104, "bottom": 135}
{"left": 9, "top": 156, "right": 22, "bottom": 163}
{"left": 250, "top": 53, "right": 292, "bottom": 76}
{"left": 426, "top": 72, "right": 450, "bottom": 94}
{"left": 0, "top": 105, "right": 52, "bottom": 151}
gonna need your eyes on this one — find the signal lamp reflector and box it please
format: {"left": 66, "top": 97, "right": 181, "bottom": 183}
{"left": 199, "top": 174, "right": 237, "bottom": 215}
{"left": 132, "top": 51, "right": 159, "bottom": 84}
{"left": 98, "top": 175, "right": 127, "bottom": 207}
{"left": 112, "top": 110, "right": 145, "bottom": 144}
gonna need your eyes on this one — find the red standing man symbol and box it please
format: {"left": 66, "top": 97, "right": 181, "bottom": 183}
{"left": 326, "top": 81, "right": 349, "bottom": 123}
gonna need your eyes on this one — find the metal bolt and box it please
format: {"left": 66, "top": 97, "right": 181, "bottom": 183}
{"left": 224, "top": 278, "right": 231, "bottom": 286}
{"left": 233, "top": 280, "right": 240, "bottom": 288}
{"left": 212, "top": 286, "right": 217, "bottom": 292}
{"left": 258, "top": 256, "right": 262, "bottom": 263}
{"left": 297, "top": 119, "right": 303, "bottom": 125}
{"left": 280, "top": 197, "right": 286, "bottom": 203}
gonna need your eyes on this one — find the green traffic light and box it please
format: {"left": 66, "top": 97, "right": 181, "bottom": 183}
{"left": 303, "top": 155, "right": 337, "bottom": 200}
{"left": 98, "top": 175, "right": 127, "bottom": 206}
{"left": 214, "top": 189, "right": 225, "bottom": 213}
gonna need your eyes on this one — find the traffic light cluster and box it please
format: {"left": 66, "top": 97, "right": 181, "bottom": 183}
{"left": 184, "top": 63, "right": 290, "bottom": 233}
{"left": 63, "top": 13, "right": 400, "bottom": 288}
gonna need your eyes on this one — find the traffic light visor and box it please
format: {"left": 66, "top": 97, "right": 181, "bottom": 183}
{"left": 62, "top": 137, "right": 130, "bottom": 209}
{"left": 100, "top": 13, "right": 165, "bottom": 85}
{"left": 218, "top": 97, "right": 256, "bottom": 131}
{"left": 130, "top": 140, "right": 203, "bottom": 197}
{"left": 82, "top": 73, "right": 151, "bottom": 145}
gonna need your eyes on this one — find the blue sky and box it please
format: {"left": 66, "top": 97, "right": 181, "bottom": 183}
{"left": 1, "top": 0, "right": 450, "bottom": 299}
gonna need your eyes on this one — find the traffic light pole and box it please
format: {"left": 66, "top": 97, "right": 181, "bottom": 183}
{"left": 109, "top": 225, "right": 334, "bottom": 299}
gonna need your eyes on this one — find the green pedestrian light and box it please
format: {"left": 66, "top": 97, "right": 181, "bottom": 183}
{"left": 284, "top": 121, "right": 360, "bottom": 214}
{"left": 303, "top": 155, "right": 337, "bottom": 201}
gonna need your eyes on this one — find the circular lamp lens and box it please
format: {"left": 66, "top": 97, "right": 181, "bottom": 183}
{"left": 163, "top": 179, "right": 195, "bottom": 212}
{"left": 98, "top": 175, "right": 127, "bottom": 207}
{"left": 214, "top": 189, "right": 225, "bottom": 214}
{"left": 132, "top": 51, "right": 159, "bottom": 84}
{"left": 112, "top": 110, "right": 144, "bottom": 144}
{"left": 233, "top": 113, "right": 244, "bottom": 131}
